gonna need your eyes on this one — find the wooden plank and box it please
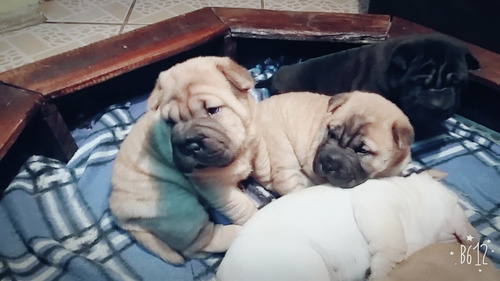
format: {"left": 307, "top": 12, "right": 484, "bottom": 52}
{"left": 0, "top": 7, "right": 229, "bottom": 98}
{"left": 41, "top": 103, "right": 78, "bottom": 161}
{"left": 0, "top": 83, "right": 42, "bottom": 160}
{"left": 388, "top": 17, "right": 500, "bottom": 90}
{"left": 464, "top": 45, "right": 500, "bottom": 90}
{"left": 213, "top": 7, "right": 391, "bottom": 43}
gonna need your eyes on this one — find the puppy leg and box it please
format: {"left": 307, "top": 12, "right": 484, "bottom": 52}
{"left": 251, "top": 140, "right": 273, "bottom": 187}
{"left": 259, "top": 120, "right": 313, "bottom": 194}
{"left": 354, "top": 196, "right": 407, "bottom": 280}
{"left": 271, "top": 168, "right": 311, "bottom": 195}
{"left": 201, "top": 224, "right": 241, "bottom": 252}
{"left": 198, "top": 185, "right": 258, "bottom": 225}
{"left": 185, "top": 223, "right": 241, "bottom": 257}
{"left": 129, "top": 229, "right": 185, "bottom": 264}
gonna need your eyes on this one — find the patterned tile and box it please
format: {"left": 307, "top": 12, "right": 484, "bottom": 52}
{"left": 128, "top": 0, "right": 261, "bottom": 24}
{"left": 264, "top": 0, "right": 367, "bottom": 14}
{"left": 0, "top": 23, "right": 120, "bottom": 72}
{"left": 41, "top": 0, "right": 134, "bottom": 23}
{"left": 0, "top": 40, "right": 32, "bottom": 72}
{"left": 204, "top": 0, "right": 261, "bottom": 9}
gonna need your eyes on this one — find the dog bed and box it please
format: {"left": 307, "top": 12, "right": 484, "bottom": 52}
{"left": 1, "top": 59, "right": 498, "bottom": 280}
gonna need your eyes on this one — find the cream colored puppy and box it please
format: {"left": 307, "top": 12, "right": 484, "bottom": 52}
{"left": 257, "top": 91, "right": 414, "bottom": 194}
{"left": 110, "top": 56, "right": 270, "bottom": 264}
{"left": 217, "top": 172, "right": 476, "bottom": 281}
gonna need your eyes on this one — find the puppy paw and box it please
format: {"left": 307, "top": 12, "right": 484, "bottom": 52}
{"left": 200, "top": 224, "right": 242, "bottom": 253}
{"left": 129, "top": 229, "right": 186, "bottom": 264}
{"left": 230, "top": 203, "right": 258, "bottom": 225}
{"left": 369, "top": 256, "right": 398, "bottom": 281}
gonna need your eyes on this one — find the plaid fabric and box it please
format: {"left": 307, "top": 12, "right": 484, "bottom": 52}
{"left": 408, "top": 118, "right": 500, "bottom": 266}
{"left": 1, "top": 61, "right": 499, "bottom": 280}
{"left": 0, "top": 99, "right": 223, "bottom": 281}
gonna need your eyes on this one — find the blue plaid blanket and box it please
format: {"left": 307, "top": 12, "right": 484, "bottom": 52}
{"left": 1, "top": 62, "right": 499, "bottom": 280}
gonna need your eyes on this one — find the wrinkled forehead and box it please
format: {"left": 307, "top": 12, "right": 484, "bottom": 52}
{"left": 159, "top": 64, "right": 226, "bottom": 90}
{"left": 167, "top": 93, "right": 223, "bottom": 117}
{"left": 155, "top": 71, "right": 249, "bottom": 122}
{"left": 414, "top": 46, "right": 467, "bottom": 68}
{"left": 327, "top": 106, "right": 396, "bottom": 149}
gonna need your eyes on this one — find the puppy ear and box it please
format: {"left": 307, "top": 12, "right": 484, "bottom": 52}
{"left": 387, "top": 44, "right": 417, "bottom": 89}
{"left": 147, "top": 79, "right": 162, "bottom": 111}
{"left": 217, "top": 57, "right": 255, "bottom": 91}
{"left": 390, "top": 43, "right": 418, "bottom": 70}
{"left": 465, "top": 51, "right": 480, "bottom": 70}
{"left": 327, "top": 93, "right": 350, "bottom": 113}
{"left": 392, "top": 120, "right": 414, "bottom": 149}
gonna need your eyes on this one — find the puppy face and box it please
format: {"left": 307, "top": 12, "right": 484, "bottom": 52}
{"left": 387, "top": 35, "right": 480, "bottom": 127}
{"left": 313, "top": 92, "right": 414, "bottom": 188}
{"left": 147, "top": 56, "right": 255, "bottom": 173}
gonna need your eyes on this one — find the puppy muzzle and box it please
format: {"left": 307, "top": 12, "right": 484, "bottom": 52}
{"left": 171, "top": 118, "right": 237, "bottom": 173}
{"left": 423, "top": 88, "right": 456, "bottom": 110}
{"left": 313, "top": 143, "right": 368, "bottom": 188}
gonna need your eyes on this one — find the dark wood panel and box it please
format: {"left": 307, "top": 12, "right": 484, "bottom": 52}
{"left": 41, "top": 103, "right": 78, "bottom": 161}
{"left": 369, "top": 0, "right": 500, "bottom": 53}
{"left": 213, "top": 7, "right": 391, "bottom": 43}
{"left": 0, "top": 83, "right": 42, "bottom": 160}
{"left": 0, "top": 7, "right": 229, "bottom": 98}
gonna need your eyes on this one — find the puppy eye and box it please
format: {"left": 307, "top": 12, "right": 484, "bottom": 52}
{"left": 446, "top": 73, "right": 459, "bottom": 85}
{"left": 355, "top": 145, "right": 371, "bottom": 155}
{"left": 164, "top": 119, "right": 175, "bottom": 127}
{"left": 207, "top": 106, "right": 220, "bottom": 115}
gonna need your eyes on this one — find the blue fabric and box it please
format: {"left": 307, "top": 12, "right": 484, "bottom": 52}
{"left": 408, "top": 118, "right": 500, "bottom": 266}
{"left": 0, "top": 97, "right": 222, "bottom": 281}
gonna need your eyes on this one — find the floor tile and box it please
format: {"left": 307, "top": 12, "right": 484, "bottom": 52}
{"left": 0, "top": 40, "right": 32, "bottom": 71}
{"left": 41, "top": 0, "right": 134, "bottom": 23}
{"left": 128, "top": 0, "right": 261, "bottom": 24}
{"left": 0, "top": 23, "right": 120, "bottom": 72}
{"left": 204, "top": 0, "right": 261, "bottom": 9}
{"left": 264, "top": 0, "right": 368, "bottom": 14}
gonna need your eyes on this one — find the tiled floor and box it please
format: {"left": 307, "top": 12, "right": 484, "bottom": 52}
{"left": 0, "top": 0, "right": 369, "bottom": 73}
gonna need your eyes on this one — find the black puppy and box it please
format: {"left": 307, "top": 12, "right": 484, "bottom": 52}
{"left": 264, "top": 34, "right": 480, "bottom": 137}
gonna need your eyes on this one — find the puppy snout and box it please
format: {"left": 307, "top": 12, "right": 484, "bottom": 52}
{"left": 321, "top": 155, "right": 344, "bottom": 174}
{"left": 427, "top": 88, "right": 455, "bottom": 110}
{"left": 171, "top": 120, "right": 238, "bottom": 172}
{"left": 313, "top": 147, "right": 368, "bottom": 189}
{"left": 182, "top": 139, "right": 204, "bottom": 155}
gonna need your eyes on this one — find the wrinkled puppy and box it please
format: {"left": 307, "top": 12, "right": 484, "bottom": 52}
{"left": 377, "top": 243, "right": 500, "bottom": 281}
{"left": 110, "top": 56, "right": 270, "bottom": 264}
{"left": 217, "top": 172, "right": 477, "bottom": 281}
{"left": 257, "top": 91, "right": 413, "bottom": 194}
{"left": 266, "top": 34, "right": 479, "bottom": 135}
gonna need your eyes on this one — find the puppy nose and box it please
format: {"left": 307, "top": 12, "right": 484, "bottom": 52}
{"left": 428, "top": 89, "right": 454, "bottom": 109}
{"left": 322, "top": 155, "right": 343, "bottom": 173}
{"left": 183, "top": 139, "right": 203, "bottom": 155}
